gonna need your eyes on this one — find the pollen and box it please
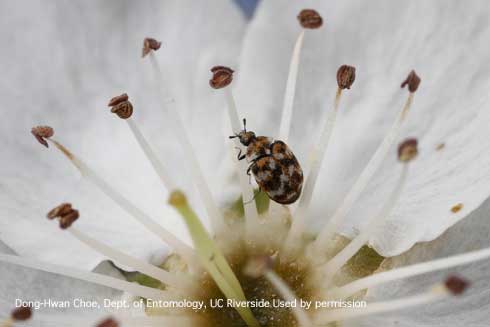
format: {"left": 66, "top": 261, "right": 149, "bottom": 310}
{"left": 297, "top": 9, "right": 323, "bottom": 29}
{"left": 175, "top": 246, "right": 316, "bottom": 327}
{"left": 451, "top": 203, "right": 464, "bottom": 213}
{"left": 142, "top": 37, "right": 162, "bottom": 58}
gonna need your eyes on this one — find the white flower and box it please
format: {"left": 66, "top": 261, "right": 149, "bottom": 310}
{"left": 2, "top": 0, "right": 490, "bottom": 326}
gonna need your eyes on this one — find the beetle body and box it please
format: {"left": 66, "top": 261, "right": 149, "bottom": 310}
{"left": 231, "top": 121, "right": 303, "bottom": 204}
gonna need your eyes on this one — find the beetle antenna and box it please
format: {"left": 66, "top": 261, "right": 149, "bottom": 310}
{"left": 243, "top": 118, "right": 247, "bottom": 132}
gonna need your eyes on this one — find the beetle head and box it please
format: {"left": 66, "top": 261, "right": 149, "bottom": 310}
{"left": 229, "top": 118, "right": 256, "bottom": 146}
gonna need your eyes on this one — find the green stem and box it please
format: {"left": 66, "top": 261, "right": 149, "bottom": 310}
{"left": 169, "top": 191, "right": 259, "bottom": 327}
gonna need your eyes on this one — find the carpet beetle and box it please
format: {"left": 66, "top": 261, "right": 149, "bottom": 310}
{"left": 230, "top": 119, "right": 303, "bottom": 204}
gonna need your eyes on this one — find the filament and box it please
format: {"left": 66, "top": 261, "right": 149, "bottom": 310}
{"left": 322, "top": 164, "right": 409, "bottom": 277}
{"left": 48, "top": 139, "right": 197, "bottom": 267}
{"left": 0, "top": 253, "right": 174, "bottom": 301}
{"left": 224, "top": 88, "right": 260, "bottom": 230}
{"left": 314, "top": 93, "right": 415, "bottom": 251}
{"left": 68, "top": 227, "right": 196, "bottom": 290}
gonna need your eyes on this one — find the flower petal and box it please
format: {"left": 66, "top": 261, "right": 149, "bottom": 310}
{"left": 235, "top": 0, "right": 490, "bottom": 256}
{"left": 349, "top": 198, "right": 490, "bottom": 326}
{"left": 0, "top": 1, "right": 246, "bottom": 268}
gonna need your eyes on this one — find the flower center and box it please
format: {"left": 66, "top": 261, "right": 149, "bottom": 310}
{"left": 182, "top": 247, "right": 315, "bottom": 327}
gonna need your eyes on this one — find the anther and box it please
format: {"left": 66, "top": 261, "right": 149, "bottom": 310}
{"left": 336, "top": 65, "right": 356, "bottom": 90}
{"left": 47, "top": 203, "right": 79, "bottom": 229}
{"left": 31, "top": 126, "right": 54, "bottom": 148}
{"left": 142, "top": 37, "right": 161, "bottom": 58}
{"left": 297, "top": 9, "right": 323, "bottom": 29}
{"left": 107, "top": 93, "right": 128, "bottom": 107}
{"left": 398, "top": 138, "right": 418, "bottom": 162}
{"left": 108, "top": 93, "right": 133, "bottom": 119}
{"left": 445, "top": 275, "right": 469, "bottom": 295}
{"left": 401, "top": 70, "right": 421, "bottom": 93}
{"left": 96, "top": 317, "right": 119, "bottom": 327}
{"left": 46, "top": 203, "right": 72, "bottom": 219}
{"left": 168, "top": 190, "right": 188, "bottom": 207}
{"left": 209, "top": 66, "right": 234, "bottom": 89}
{"left": 11, "top": 306, "right": 32, "bottom": 321}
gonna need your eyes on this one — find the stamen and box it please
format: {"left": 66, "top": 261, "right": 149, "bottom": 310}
{"left": 209, "top": 66, "right": 234, "bottom": 89}
{"left": 285, "top": 65, "right": 356, "bottom": 257}
{"left": 11, "top": 307, "right": 32, "bottom": 322}
{"left": 322, "top": 139, "right": 416, "bottom": 276}
{"left": 31, "top": 126, "right": 54, "bottom": 148}
{"left": 147, "top": 50, "right": 225, "bottom": 233}
{"left": 297, "top": 9, "right": 323, "bottom": 29}
{"left": 142, "top": 37, "right": 162, "bottom": 58}
{"left": 277, "top": 30, "right": 305, "bottom": 143}
{"left": 212, "top": 66, "right": 259, "bottom": 231}
{"left": 244, "top": 256, "right": 313, "bottom": 327}
{"left": 270, "top": 11, "right": 323, "bottom": 216}
{"left": 46, "top": 203, "right": 194, "bottom": 289}
{"left": 108, "top": 93, "right": 133, "bottom": 119}
{"left": 46, "top": 202, "right": 79, "bottom": 229}
{"left": 315, "top": 281, "right": 452, "bottom": 324}
{"left": 445, "top": 275, "right": 469, "bottom": 295}
{"left": 126, "top": 118, "right": 176, "bottom": 190}
{"left": 313, "top": 70, "right": 421, "bottom": 252}
{"left": 332, "top": 246, "right": 489, "bottom": 299}
{"left": 35, "top": 130, "right": 196, "bottom": 265}
{"left": 168, "top": 190, "right": 260, "bottom": 327}
{"left": 107, "top": 93, "right": 176, "bottom": 190}
{"left": 96, "top": 317, "right": 119, "bottom": 327}
{"left": 69, "top": 229, "right": 196, "bottom": 291}
{"left": 323, "top": 164, "right": 408, "bottom": 277}
{"left": 0, "top": 253, "right": 173, "bottom": 300}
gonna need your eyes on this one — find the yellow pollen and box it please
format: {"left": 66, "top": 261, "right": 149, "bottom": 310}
{"left": 168, "top": 190, "right": 188, "bottom": 207}
{"left": 451, "top": 203, "right": 463, "bottom": 213}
